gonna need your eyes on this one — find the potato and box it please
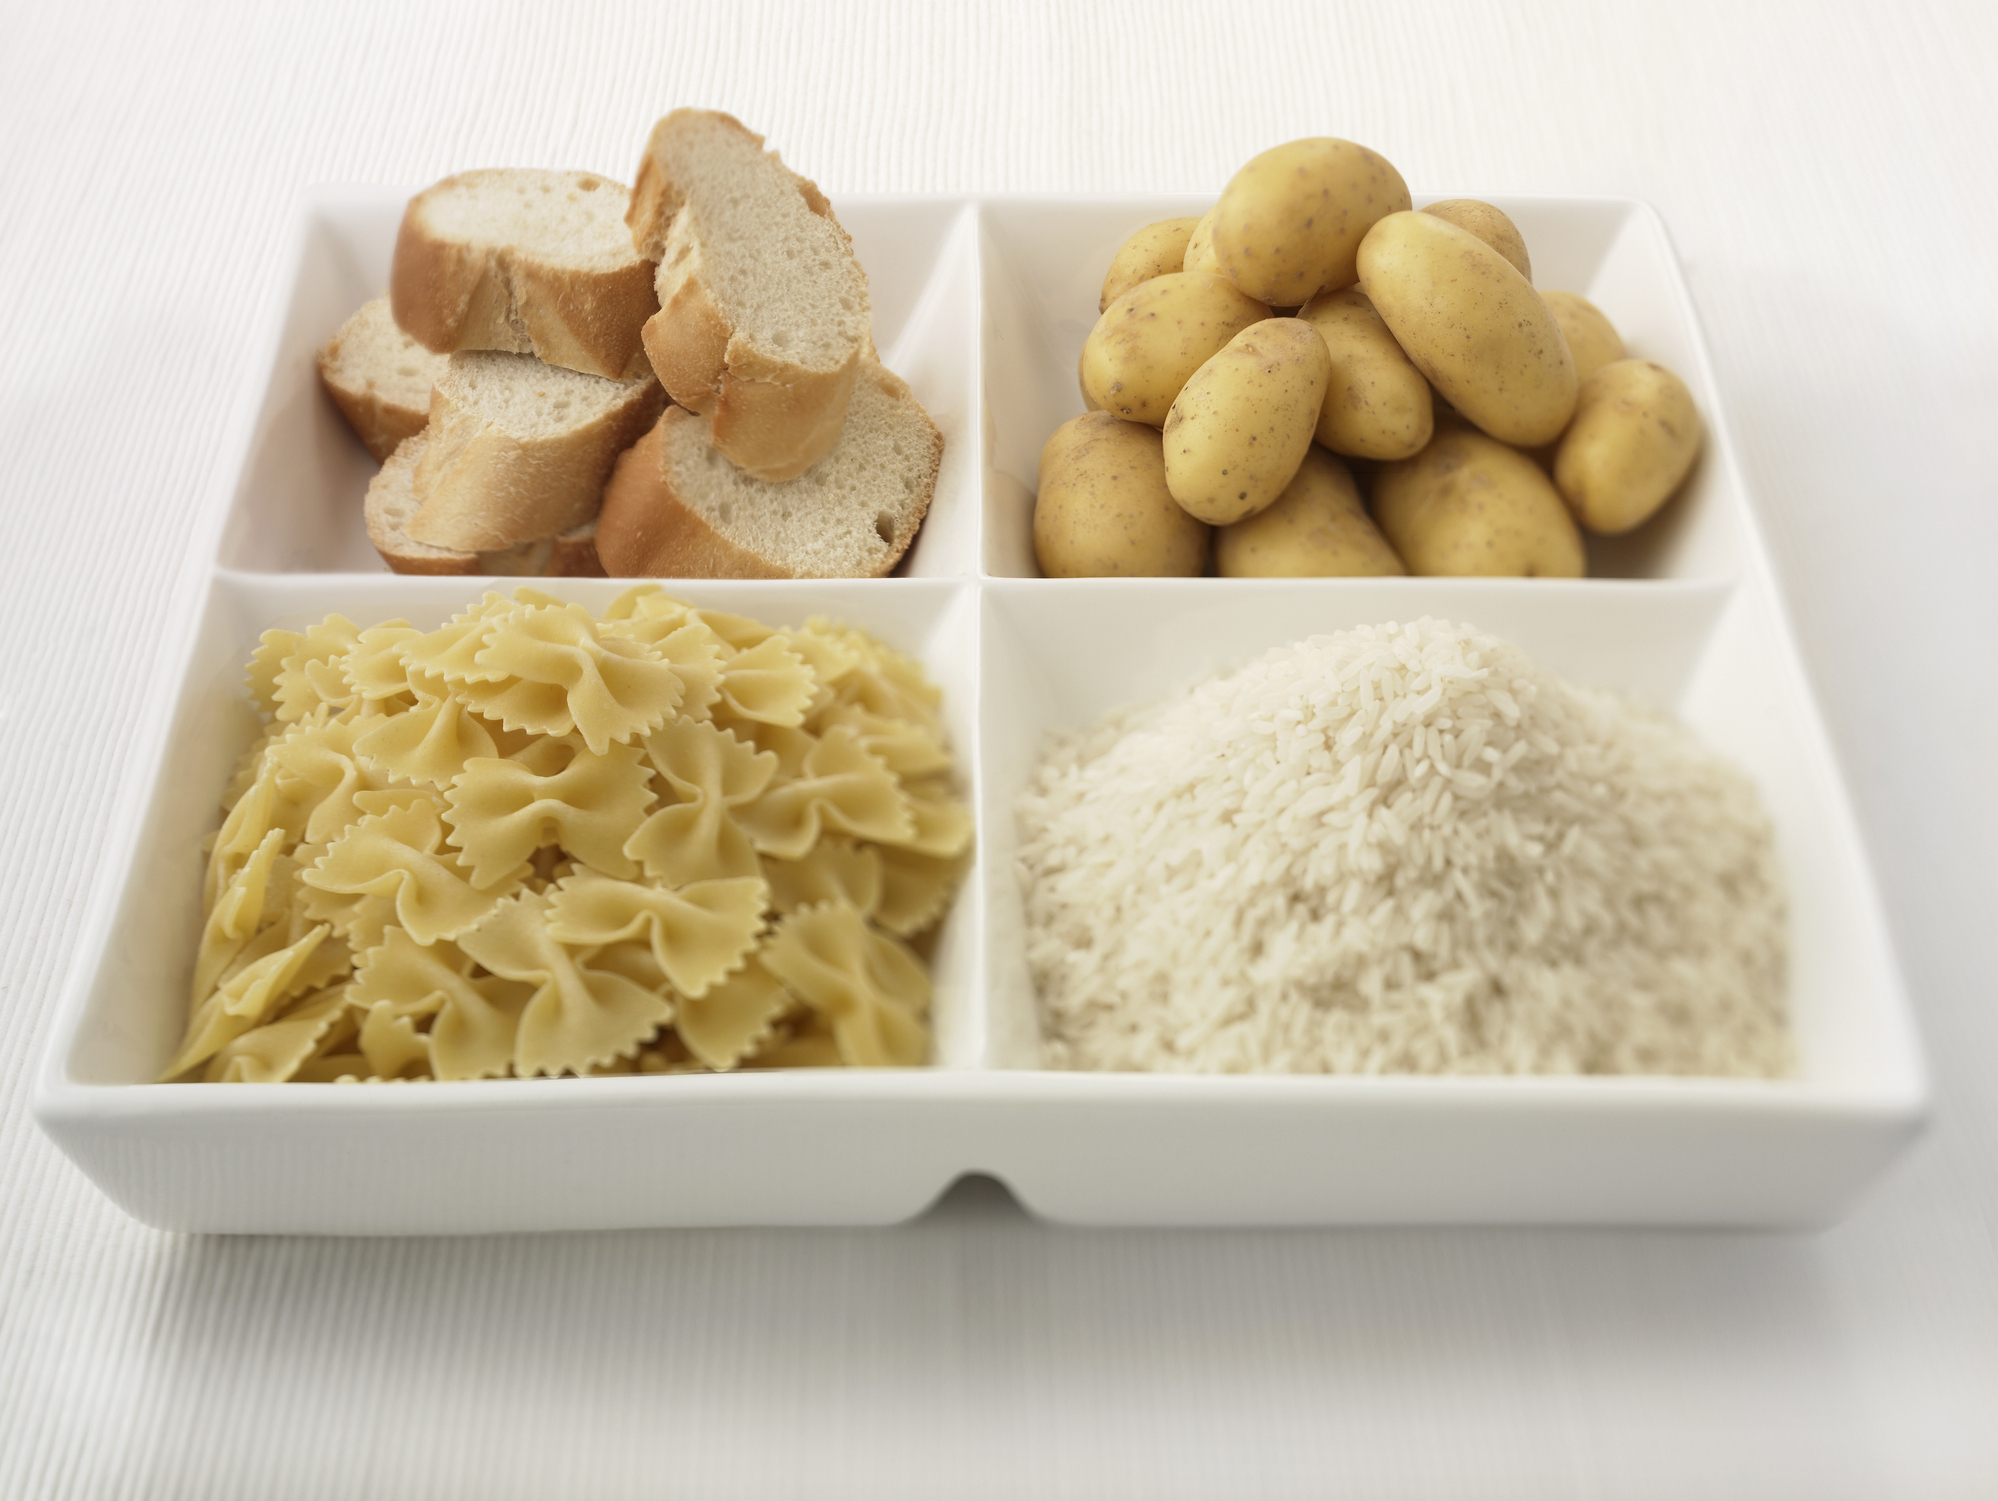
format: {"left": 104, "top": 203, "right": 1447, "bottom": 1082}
{"left": 1296, "top": 286, "right": 1433, "bottom": 461}
{"left": 1554, "top": 359, "right": 1702, "bottom": 534}
{"left": 1208, "top": 138, "right": 1412, "bottom": 305}
{"left": 1420, "top": 199, "right": 1531, "bottom": 280}
{"left": 1035, "top": 412, "right": 1211, "bottom": 577}
{"left": 1182, "top": 208, "right": 1221, "bottom": 275}
{"left": 1357, "top": 211, "right": 1577, "bottom": 447}
{"left": 1373, "top": 426, "right": 1585, "bottom": 577}
{"left": 1079, "top": 345, "right": 1100, "bottom": 411}
{"left": 1215, "top": 446, "right": 1405, "bottom": 577}
{"left": 1081, "top": 272, "right": 1270, "bottom": 426}
{"left": 1542, "top": 290, "right": 1626, "bottom": 384}
{"left": 1162, "top": 319, "right": 1331, "bottom": 525}
{"left": 1101, "top": 217, "right": 1204, "bottom": 311}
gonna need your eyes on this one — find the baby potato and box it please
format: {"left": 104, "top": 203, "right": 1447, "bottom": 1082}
{"left": 1297, "top": 286, "right": 1433, "bottom": 460}
{"left": 1182, "top": 208, "right": 1221, "bottom": 274}
{"left": 1101, "top": 217, "right": 1205, "bottom": 312}
{"left": 1357, "top": 211, "right": 1577, "bottom": 447}
{"left": 1035, "top": 412, "right": 1211, "bottom": 577}
{"left": 1163, "top": 318, "right": 1332, "bottom": 525}
{"left": 1542, "top": 290, "right": 1627, "bottom": 384}
{"left": 1081, "top": 272, "right": 1270, "bottom": 426}
{"left": 1209, "top": 138, "right": 1412, "bottom": 305}
{"left": 1373, "top": 426, "right": 1585, "bottom": 577}
{"left": 1420, "top": 200, "right": 1532, "bottom": 281}
{"left": 1079, "top": 344, "right": 1101, "bottom": 411}
{"left": 1554, "top": 359, "right": 1702, "bottom": 534}
{"left": 1216, "top": 446, "right": 1405, "bottom": 577}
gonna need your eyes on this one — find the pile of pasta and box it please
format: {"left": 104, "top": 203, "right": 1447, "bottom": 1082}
{"left": 167, "top": 586, "right": 972, "bottom": 1083}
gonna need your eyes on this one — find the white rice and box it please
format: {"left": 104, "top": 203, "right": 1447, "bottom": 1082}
{"left": 1016, "top": 620, "right": 1789, "bottom": 1076}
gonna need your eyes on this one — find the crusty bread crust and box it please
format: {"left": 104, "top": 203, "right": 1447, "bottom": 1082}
{"left": 392, "top": 170, "right": 659, "bottom": 380}
{"left": 640, "top": 241, "right": 860, "bottom": 484}
{"left": 626, "top": 111, "right": 839, "bottom": 259}
{"left": 638, "top": 261, "right": 731, "bottom": 418}
{"left": 367, "top": 435, "right": 480, "bottom": 574}
{"left": 406, "top": 355, "right": 666, "bottom": 552}
{"left": 626, "top": 110, "right": 868, "bottom": 482}
{"left": 595, "top": 362, "right": 940, "bottom": 580}
{"left": 546, "top": 518, "right": 607, "bottom": 577}
{"left": 322, "top": 379, "right": 428, "bottom": 465}
{"left": 367, "top": 434, "right": 608, "bottom": 576}
{"left": 317, "top": 297, "right": 445, "bottom": 462}
{"left": 595, "top": 422, "right": 789, "bottom": 579}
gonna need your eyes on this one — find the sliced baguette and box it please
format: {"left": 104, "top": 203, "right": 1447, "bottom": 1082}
{"left": 544, "top": 520, "right": 610, "bottom": 578}
{"left": 626, "top": 110, "right": 872, "bottom": 482}
{"left": 406, "top": 351, "right": 665, "bottom": 552}
{"left": 391, "top": 169, "right": 659, "bottom": 380}
{"left": 316, "top": 296, "right": 448, "bottom": 462}
{"left": 595, "top": 359, "right": 941, "bottom": 579}
{"left": 367, "top": 434, "right": 606, "bottom": 577}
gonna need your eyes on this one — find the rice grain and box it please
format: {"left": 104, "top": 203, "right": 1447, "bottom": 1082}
{"left": 1016, "top": 619, "right": 1789, "bottom": 1076}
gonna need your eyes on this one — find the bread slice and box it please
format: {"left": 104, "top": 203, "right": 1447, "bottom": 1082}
{"left": 626, "top": 110, "right": 872, "bottom": 482}
{"left": 595, "top": 360, "right": 941, "bottom": 578}
{"left": 543, "top": 520, "right": 609, "bottom": 577}
{"left": 391, "top": 169, "right": 659, "bottom": 380}
{"left": 367, "top": 434, "right": 607, "bottom": 577}
{"left": 406, "top": 351, "right": 665, "bottom": 551}
{"left": 317, "top": 296, "right": 448, "bottom": 461}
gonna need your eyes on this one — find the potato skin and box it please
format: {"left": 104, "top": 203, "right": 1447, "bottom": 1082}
{"left": 1216, "top": 446, "right": 1405, "bottom": 577}
{"left": 1373, "top": 426, "right": 1585, "bottom": 577}
{"left": 1357, "top": 211, "right": 1578, "bottom": 447}
{"left": 1078, "top": 344, "right": 1100, "bottom": 411}
{"left": 1554, "top": 359, "right": 1702, "bottom": 534}
{"left": 1542, "top": 290, "right": 1627, "bottom": 385}
{"left": 1297, "top": 286, "right": 1433, "bottom": 461}
{"left": 1101, "top": 217, "right": 1204, "bottom": 312}
{"left": 1035, "top": 412, "right": 1211, "bottom": 577}
{"left": 1210, "top": 138, "right": 1412, "bottom": 305}
{"left": 1081, "top": 272, "right": 1270, "bottom": 426}
{"left": 1182, "top": 208, "right": 1221, "bottom": 275}
{"left": 1420, "top": 200, "right": 1532, "bottom": 281}
{"left": 1162, "top": 318, "right": 1332, "bottom": 525}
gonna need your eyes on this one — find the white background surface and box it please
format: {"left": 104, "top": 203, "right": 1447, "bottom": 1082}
{"left": 2, "top": 1, "right": 1994, "bottom": 1494}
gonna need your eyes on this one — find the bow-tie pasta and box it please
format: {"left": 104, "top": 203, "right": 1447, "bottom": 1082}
{"left": 166, "top": 587, "right": 970, "bottom": 1083}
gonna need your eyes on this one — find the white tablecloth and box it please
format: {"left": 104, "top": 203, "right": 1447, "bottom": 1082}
{"left": 4, "top": 2, "right": 1995, "bottom": 1494}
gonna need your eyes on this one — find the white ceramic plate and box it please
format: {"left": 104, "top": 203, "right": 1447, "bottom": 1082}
{"left": 31, "top": 189, "right": 1926, "bottom": 1232}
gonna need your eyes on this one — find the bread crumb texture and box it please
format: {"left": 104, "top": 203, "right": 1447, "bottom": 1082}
{"left": 643, "top": 113, "right": 870, "bottom": 368}
{"left": 664, "top": 367, "right": 940, "bottom": 576}
{"left": 418, "top": 169, "right": 643, "bottom": 273}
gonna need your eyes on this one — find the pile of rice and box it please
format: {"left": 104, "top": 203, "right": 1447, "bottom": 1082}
{"left": 1016, "top": 619, "right": 1789, "bottom": 1076}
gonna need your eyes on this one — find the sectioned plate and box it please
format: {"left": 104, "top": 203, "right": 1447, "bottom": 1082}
{"left": 31, "top": 189, "right": 1925, "bottom": 1232}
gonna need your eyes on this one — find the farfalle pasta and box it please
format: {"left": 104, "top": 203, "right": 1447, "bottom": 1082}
{"left": 304, "top": 797, "right": 517, "bottom": 944}
{"left": 443, "top": 736, "right": 653, "bottom": 884}
{"left": 456, "top": 887, "right": 676, "bottom": 1078}
{"left": 624, "top": 716, "right": 776, "bottom": 885}
{"left": 353, "top": 673, "right": 499, "bottom": 787}
{"left": 760, "top": 902, "right": 932, "bottom": 1068}
{"left": 735, "top": 725, "right": 914, "bottom": 859}
{"left": 712, "top": 636, "right": 816, "bottom": 726}
{"left": 451, "top": 602, "right": 688, "bottom": 753}
{"left": 165, "top": 586, "right": 970, "bottom": 1083}
{"left": 543, "top": 868, "right": 767, "bottom": 999}
{"left": 271, "top": 615, "right": 368, "bottom": 722}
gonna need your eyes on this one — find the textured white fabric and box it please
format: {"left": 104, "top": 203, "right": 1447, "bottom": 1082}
{"left": 3, "top": 0, "right": 1997, "bottom": 1494}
